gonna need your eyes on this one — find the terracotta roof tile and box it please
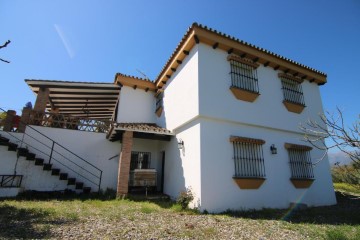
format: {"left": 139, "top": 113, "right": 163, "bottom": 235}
{"left": 114, "top": 123, "right": 173, "bottom": 135}
{"left": 114, "top": 73, "right": 154, "bottom": 83}
{"left": 155, "top": 22, "right": 327, "bottom": 85}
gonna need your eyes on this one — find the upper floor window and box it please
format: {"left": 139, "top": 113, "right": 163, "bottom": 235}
{"left": 285, "top": 143, "right": 314, "bottom": 188}
{"left": 279, "top": 73, "right": 306, "bottom": 114}
{"left": 227, "top": 54, "right": 260, "bottom": 102}
{"left": 230, "top": 136, "right": 266, "bottom": 178}
{"left": 155, "top": 91, "right": 163, "bottom": 117}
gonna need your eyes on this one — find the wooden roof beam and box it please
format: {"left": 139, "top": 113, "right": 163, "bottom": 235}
{"left": 192, "top": 27, "right": 327, "bottom": 84}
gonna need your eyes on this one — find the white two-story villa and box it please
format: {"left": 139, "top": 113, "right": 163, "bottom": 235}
{"left": 0, "top": 23, "right": 336, "bottom": 212}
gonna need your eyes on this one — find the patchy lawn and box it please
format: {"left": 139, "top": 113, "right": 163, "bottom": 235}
{"left": 0, "top": 190, "right": 359, "bottom": 240}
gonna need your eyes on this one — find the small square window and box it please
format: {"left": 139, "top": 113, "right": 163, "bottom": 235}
{"left": 281, "top": 78, "right": 305, "bottom": 106}
{"left": 130, "top": 151, "right": 151, "bottom": 170}
{"left": 229, "top": 60, "right": 259, "bottom": 93}
{"left": 227, "top": 54, "right": 260, "bottom": 102}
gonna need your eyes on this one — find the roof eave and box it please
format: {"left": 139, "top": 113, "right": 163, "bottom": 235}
{"left": 155, "top": 23, "right": 327, "bottom": 88}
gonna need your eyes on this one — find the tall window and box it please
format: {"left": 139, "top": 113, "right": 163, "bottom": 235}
{"left": 130, "top": 151, "right": 151, "bottom": 170}
{"left": 155, "top": 91, "right": 164, "bottom": 117}
{"left": 280, "top": 76, "right": 305, "bottom": 106}
{"left": 229, "top": 59, "right": 259, "bottom": 93}
{"left": 285, "top": 143, "right": 314, "bottom": 179}
{"left": 156, "top": 92, "right": 163, "bottom": 111}
{"left": 231, "top": 136, "right": 266, "bottom": 178}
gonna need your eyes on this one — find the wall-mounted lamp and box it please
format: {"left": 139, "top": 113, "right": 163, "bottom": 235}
{"left": 270, "top": 144, "right": 277, "bottom": 154}
{"left": 177, "top": 139, "right": 184, "bottom": 149}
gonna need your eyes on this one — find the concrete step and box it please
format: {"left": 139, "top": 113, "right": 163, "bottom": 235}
{"left": 51, "top": 169, "right": 60, "bottom": 176}
{"left": 26, "top": 153, "right": 36, "bottom": 160}
{"left": 75, "top": 182, "right": 84, "bottom": 189}
{"left": 34, "top": 158, "right": 44, "bottom": 166}
{"left": 17, "top": 148, "right": 29, "bottom": 157}
{"left": 43, "top": 163, "right": 52, "bottom": 171}
{"left": 59, "top": 173, "right": 68, "bottom": 180}
{"left": 67, "top": 178, "right": 76, "bottom": 185}
{"left": 8, "top": 143, "right": 18, "bottom": 151}
{"left": 83, "top": 187, "right": 91, "bottom": 194}
{"left": 0, "top": 136, "right": 10, "bottom": 146}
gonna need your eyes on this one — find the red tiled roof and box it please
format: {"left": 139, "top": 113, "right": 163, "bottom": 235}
{"left": 155, "top": 22, "right": 327, "bottom": 86}
{"left": 113, "top": 123, "right": 173, "bottom": 135}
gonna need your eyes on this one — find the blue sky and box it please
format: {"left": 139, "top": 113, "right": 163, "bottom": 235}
{"left": 1, "top": 0, "right": 359, "bottom": 128}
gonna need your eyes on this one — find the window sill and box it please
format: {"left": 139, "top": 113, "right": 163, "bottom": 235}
{"left": 290, "top": 178, "right": 314, "bottom": 188}
{"left": 232, "top": 177, "right": 265, "bottom": 189}
{"left": 155, "top": 106, "right": 163, "bottom": 117}
{"left": 230, "top": 86, "right": 260, "bottom": 102}
{"left": 283, "top": 100, "right": 305, "bottom": 114}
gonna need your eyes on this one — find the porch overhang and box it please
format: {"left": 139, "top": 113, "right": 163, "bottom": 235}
{"left": 107, "top": 123, "right": 174, "bottom": 142}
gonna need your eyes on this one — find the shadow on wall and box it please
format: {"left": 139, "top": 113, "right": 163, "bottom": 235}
{"left": 163, "top": 137, "right": 186, "bottom": 200}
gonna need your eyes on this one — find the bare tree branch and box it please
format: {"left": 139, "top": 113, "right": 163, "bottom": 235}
{"left": 0, "top": 40, "right": 11, "bottom": 49}
{"left": 300, "top": 108, "right": 360, "bottom": 167}
{"left": 0, "top": 40, "right": 11, "bottom": 63}
{"left": 0, "top": 58, "right": 10, "bottom": 63}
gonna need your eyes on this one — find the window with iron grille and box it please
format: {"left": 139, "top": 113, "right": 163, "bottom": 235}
{"left": 229, "top": 59, "right": 259, "bottom": 93}
{"left": 130, "top": 151, "right": 151, "bottom": 170}
{"left": 231, "top": 136, "right": 266, "bottom": 178}
{"left": 286, "top": 144, "right": 314, "bottom": 179}
{"left": 155, "top": 92, "right": 163, "bottom": 111}
{"left": 280, "top": 77, "right": 305, "bottom": 106}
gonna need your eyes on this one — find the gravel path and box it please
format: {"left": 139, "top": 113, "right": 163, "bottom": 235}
{"left": 48, "top": 211, "right": 307, "bottom": 240}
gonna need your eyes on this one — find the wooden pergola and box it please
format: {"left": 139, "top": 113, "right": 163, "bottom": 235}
{"left": 26, "top": 79, "right": 121, "bottom": 120}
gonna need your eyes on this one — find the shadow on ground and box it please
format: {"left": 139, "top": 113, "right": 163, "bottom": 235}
{"left": 0, "top": 204, "right": 72, "bottom": 239}
{"left": 222, "top": 191, "right": 360, "bottom": 225}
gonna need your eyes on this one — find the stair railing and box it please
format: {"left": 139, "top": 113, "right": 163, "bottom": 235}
{"left": 0, "top": 107, "right": 103, "bottom": 192}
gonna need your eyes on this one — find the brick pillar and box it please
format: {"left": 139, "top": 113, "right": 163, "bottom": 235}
{"left": 116, "top": 131, "right": 133, "bottom": 198}
{"left": 34, "top": 87, "right": 49, "bottom": 112}
{"left": 3, "top": 110, "right": 16, "bottom": 132}
{"left": 18, "top": 107, "right": 32, "bottom": 133}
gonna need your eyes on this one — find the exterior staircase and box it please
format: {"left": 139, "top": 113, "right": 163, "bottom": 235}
{"left": 0, "top": 134, "right": 91, "bottom": 194}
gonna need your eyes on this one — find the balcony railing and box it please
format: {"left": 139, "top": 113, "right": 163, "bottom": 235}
{"left": 28, "top": 111, "right": 113, "bottom": 134}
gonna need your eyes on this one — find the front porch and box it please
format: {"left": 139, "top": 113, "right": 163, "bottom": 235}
{"left": 107, "top": 123, "right": 174, "bottom": 197}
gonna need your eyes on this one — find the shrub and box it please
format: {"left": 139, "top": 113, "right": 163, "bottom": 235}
{"left": 177, "top": 187, "right": 194, "bottom": 210}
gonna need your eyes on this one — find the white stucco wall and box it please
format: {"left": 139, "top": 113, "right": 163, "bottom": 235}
{"left": 156, "top": 45, "right": 199, "bottom": 130}
{"left": 2, "top": 127, "right": 121, "bottom": 192}
{"left": 197, "top": 43, "right": 326, "bottom": 133}
{"left": 117, "top": 86, "right": 156, "bottom": 123}
{"left": 199, "top": 118, "right": 336, "bottom": 212}
{"left": 161, "top": 120, "right": 202, "bottom": 208}
{"left": 193, "top": 43, "right": 335, "bottom": 212}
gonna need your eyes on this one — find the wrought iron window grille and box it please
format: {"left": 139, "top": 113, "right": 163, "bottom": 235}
{"left": 281, "top": 78, "right": 305, "bottom": 106}
{"left": 229, "top": 60, "right": 259, "bottom": 94}
{"left": 287, "top": 149, "right": 314, "bottom": 179}
{"left": 232, "top": 141, "right": 266, "bottom": 178}
{"left": 156, "top": 92, "right": 164, "bottom": 111}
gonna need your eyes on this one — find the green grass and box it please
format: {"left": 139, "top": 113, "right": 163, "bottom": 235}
{"left": 334, "top": 182, "right": 360, "bottom": 195}
{"left": 0, "top": 189, "right": 359, "bottom": 239}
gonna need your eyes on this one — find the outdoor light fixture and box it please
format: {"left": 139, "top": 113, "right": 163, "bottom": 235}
{"left": 270, "top": 144, "right": 277, "bottom": 154}
{"left": 177, "top": 139, "right": 184, "bottom": 149}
